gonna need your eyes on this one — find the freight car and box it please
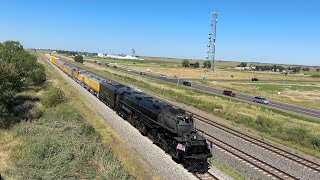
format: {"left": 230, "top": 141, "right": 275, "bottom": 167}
{"left": 46, "top": 56, "right": 212, "bottom": 173}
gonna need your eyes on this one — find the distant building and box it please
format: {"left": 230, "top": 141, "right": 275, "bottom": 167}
{"left": 235, "top": 66, "right": 255, "bottom": 71}
{"left": 105, "top": 54, "right": 144, "bottom": 60}
{"left": 98, "top": 53, "right": 104, "bottom": 57}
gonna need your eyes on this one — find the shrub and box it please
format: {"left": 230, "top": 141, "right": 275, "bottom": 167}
{"left": 74, "top": 55, "right": 84, "bottom": 63}
{"left": 255, "top": 116, "right": 277, "bottom": 132}
{"left": 29, "top": 68, "right": 46, "bottom": 85}
{"left": 42, "top": 87, "right": 65, "bottom": 107}
{"left": 311, "top": 136, "right": 320, "bottom": 150}
{"left": 202, "top": 60, "right": 211, "bottom": 68}
{"left": 182, "top": 60, "right": 189, "bottom": 67}
{"left": 311, "top": 74, "right": 320, "bottom": 78}
{"left": 194, "top": 62, "right": 200, "bottom": 68}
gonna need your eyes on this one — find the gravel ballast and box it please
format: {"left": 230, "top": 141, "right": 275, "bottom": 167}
{"left": 47, "top": 58, "right": 199, "bottom": 179}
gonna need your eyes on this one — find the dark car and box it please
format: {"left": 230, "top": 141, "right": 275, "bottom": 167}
{"left": 113, "top": 65, "right": 117, "bottom": 69}
{"left": 223, "top": 90, "right": 235, "bottom": 97}
{"left": 251, "top": 77, "right": 259, "bottom": 81}
{"left": 140, "top": 72, "right": 146, "bottom": 75}
{"left": 183, "top": 81, "right": 192, "bottom": 86}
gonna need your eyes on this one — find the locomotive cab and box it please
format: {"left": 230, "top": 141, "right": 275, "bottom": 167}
{"left": 177, "top": 115, "right": 193, "bottom": 135}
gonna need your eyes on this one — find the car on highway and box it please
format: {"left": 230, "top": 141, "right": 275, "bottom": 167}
{"left": 251, "top": 77, "right": 259, "bottom": 81}
{"left": 223, "top": 90, "right": 235, "bottom": 97}
{"left": 160, "top": 74, "right": 166, "bottom": 78}
{"left": 183, "top": 81, "right": 192, "bottom": 86}
{"left": 139, "top": 72, "right": 146, "bottom": 75}
{"left": 127, "top": 69, "right": 132, "bottom": 72}
{"left": 254, "top": 97, "right": 270, "bottom": 104}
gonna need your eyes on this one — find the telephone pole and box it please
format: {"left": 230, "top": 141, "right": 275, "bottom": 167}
{"left": 206, "top": 12, "right": 219, "bottom": 72}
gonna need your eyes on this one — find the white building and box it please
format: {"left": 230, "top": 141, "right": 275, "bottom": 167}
{"left": 105, "top": 54, "right": 144, "bottom": 60}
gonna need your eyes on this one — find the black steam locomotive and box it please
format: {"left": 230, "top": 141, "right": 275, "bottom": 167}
{"left": 99, "top": 80, "right": 212, "bottom": 172}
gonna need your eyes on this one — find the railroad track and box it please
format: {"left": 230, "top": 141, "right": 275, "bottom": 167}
{"left": 191, "top": 113, "right": 320, "bottom": 174}
{"left": 196, "top": 128, "right": 297, "bottom": 180}
{"left": 45, "top": 54, "right": 320, "bottom": 178}
{"left": 193, "top": 172, "right": 219, "bottom": 180}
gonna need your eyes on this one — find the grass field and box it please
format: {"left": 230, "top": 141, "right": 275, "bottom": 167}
{"left": 197, "top": 81, "right": 320, "bottom": 110}
{"left": 0, "top": 55, "right": 157, "bottom": 179}
{"left": 81, "top": 56, "right": 318, "bottom": 81}
{"left": 58, "top": 56, "right": 320, "bottom": 158}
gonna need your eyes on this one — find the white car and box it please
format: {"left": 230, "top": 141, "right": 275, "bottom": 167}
{"left": 254, "top": 97, "right": 270, "bottom": 104}
{"left": 160, "top": 74, "right": 166, "bottom": 78}
{"left": 127, "top": 69, "right": 132, "bottom": 72}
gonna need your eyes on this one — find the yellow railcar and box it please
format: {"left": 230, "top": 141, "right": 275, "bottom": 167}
{"left": 77, "top": 70, "right": 87, "bottom": 83}
{"left": 56, "top": 59, "right": 65, "bottom": 69}
{"left": 62, "top": 65, "right": 73, "bottom": 76}
{"left": 83, "top": 73, "right": 100, "bottom": 93}
{"left": 50, "top": 56, "right": 58, "bottom": 64}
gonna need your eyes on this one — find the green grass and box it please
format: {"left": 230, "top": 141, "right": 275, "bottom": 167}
{"left": 6, "top": 104, "right": 131, "bottom": 179}
{"left": 210, "top": 160, "right": 244, "bottom": 180}
{"left": 301, "top": 71, "right": 320, "bottom": 75}
{"left": 252, "top": 83, "right": 320, "bottom": 92}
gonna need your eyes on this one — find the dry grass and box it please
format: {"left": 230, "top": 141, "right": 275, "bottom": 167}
{"left": 200, "top": 81, "right": 320, "bottom": 110}
{"left": 0, "top": 131, "right": 22, "bottom": 175}
{"left": 123, "top": 66, "right": 313, "bottom": 81}
{"left": 56, "top": 53, "right": 315, "bottom": 81}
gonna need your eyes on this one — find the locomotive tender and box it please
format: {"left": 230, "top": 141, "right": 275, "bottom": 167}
{"left": 46, "top": 54, "right": 212, "bottom": 173}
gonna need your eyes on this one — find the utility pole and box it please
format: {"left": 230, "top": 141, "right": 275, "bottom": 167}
{"left": 207, "top": 12, "right": 219, "bottom": 72}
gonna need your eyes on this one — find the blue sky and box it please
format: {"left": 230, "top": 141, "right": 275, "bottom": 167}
{"left": 1, "top": 0, "right": 319, "bottom": 65}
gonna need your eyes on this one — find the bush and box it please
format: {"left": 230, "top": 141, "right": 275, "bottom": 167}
{"left": 42, "top": 87, "right": 65, "bottom": 107}
{"left": 194, "top": 62, "right": 200, "bottom": 68}
{"left": 29, "top": 68, "right": 46, "bottom": 85}
{"left": 311, "top": 74, "right": 320, "bottom": 78}
{"left": 255, "top": 116, "right": 277, "bottom": 132}
{"left": 311, "top": 136, "right": 320, "bottom": 150}
{"left": 74, "top": 55, "right": 84, "bottom": 63}
{"left": 182, "top": 60, "right": 189, "bottom": 67}
{"left": 202, "top": 60, "right": 211, "bottom": 68}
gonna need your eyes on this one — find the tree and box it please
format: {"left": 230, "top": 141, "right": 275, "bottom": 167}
{"left": 29, "top": 68, "right": 46, "bottom": 85}
{"left": 74, "top": 55, "right": 84, "bottom": 63}
{"left": 202, "top": 60, "right": 211, "bottom": 68}
{"left": 292, "top": 66, "right": 301, "bottom": 73}
{"left": 317, "top": 68, "right": 320, "bottom": 72}
{"left": 0, "top": 40, "right": 46, "bottom": 128}
{"left": 302, "top": 67, "right": 310, "bottom": 71}
{"left": 182, "top": 60, "right": 189, "bottom": 67}
{"left": 194, "top": 62, "right": 200, "bottom": 68}
{"left": 238, "top": 62, "right": 247, "bottom": 67}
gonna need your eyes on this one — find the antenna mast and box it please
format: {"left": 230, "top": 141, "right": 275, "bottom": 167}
{"left": 207, "top": 12, "right": 219, "bottom": 72}
{"left": 132, "top": 49, "right": 136, "bottom": 57}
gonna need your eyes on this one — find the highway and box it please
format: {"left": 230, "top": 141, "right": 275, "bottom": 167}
{"left": 88, "top": 61, "right": 320, "bottom": 119}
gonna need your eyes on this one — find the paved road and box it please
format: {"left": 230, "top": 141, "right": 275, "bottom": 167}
{"left": 89, "top": 62, "right": 320, "bottom": 120}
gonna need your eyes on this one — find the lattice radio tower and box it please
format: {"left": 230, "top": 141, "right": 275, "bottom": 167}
{"left": 206, "top": 12, "right": 219, "bottom": 72}
{"left": 132, "top": 49, "right": 136, "bottom": 57}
